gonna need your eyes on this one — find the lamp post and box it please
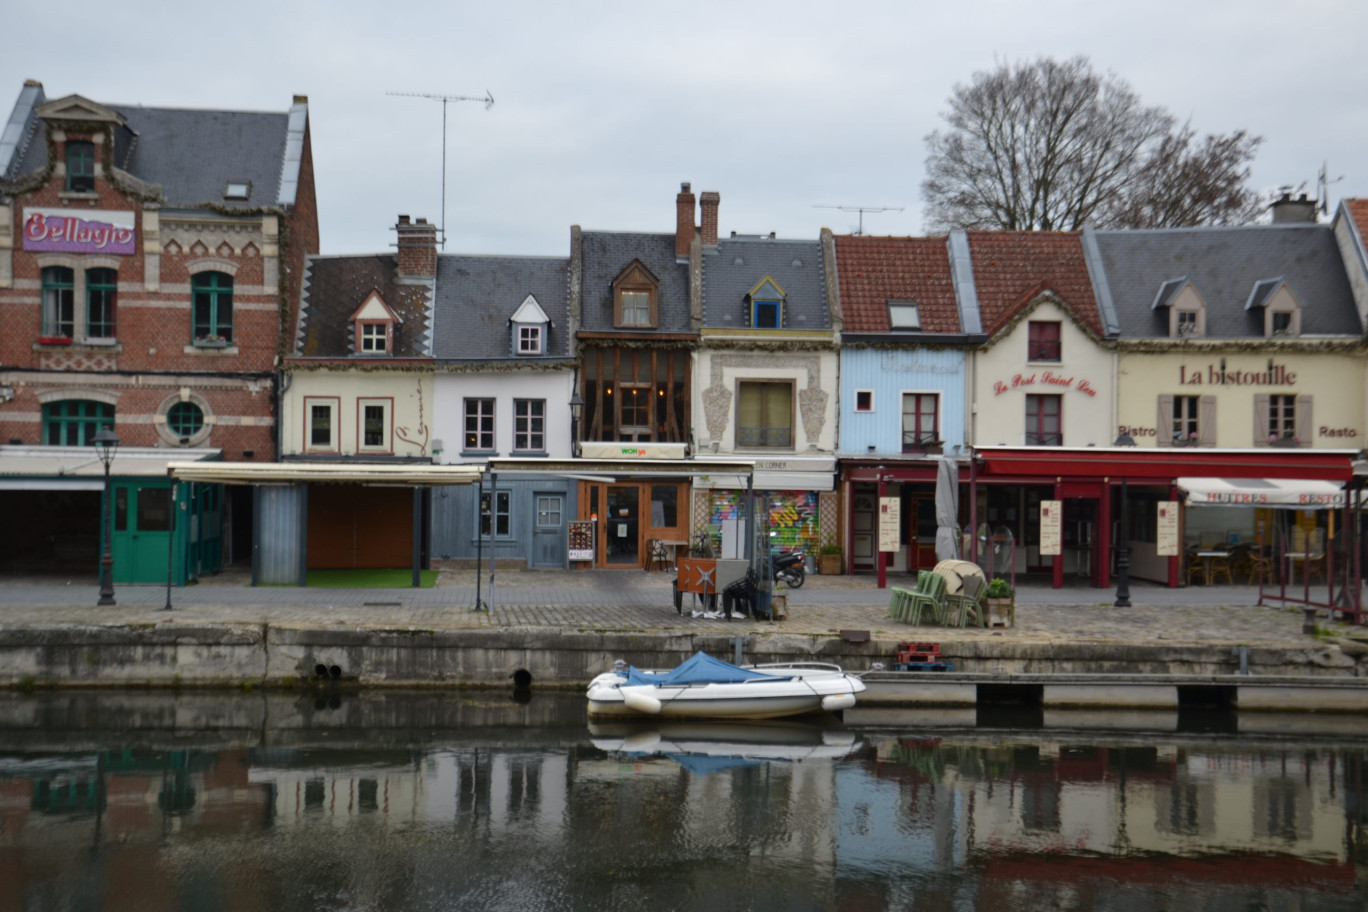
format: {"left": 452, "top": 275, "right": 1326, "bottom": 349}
{"left": 1113, "top": 433, "right": 1135, "bottom": 608}
{"left": 93, "top": 427, "right": 120, "bottom": 606}
{"left": 569, "top": 392, "right": 584, "bottom": 457}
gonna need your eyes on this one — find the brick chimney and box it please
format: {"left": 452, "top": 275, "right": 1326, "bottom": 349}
{"left": 700, "top": 191, "right": 720, "bottom": 247}
{"left": 675, "top": 182, "right": 696, "bottom": 258}
{"left": 396, "top": 215, "right": 438, "bottom": 278}
{"left": 1270, "top": 192, "right": 1318, "bottom": 224}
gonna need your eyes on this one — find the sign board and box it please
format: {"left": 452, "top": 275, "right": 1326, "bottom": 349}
{"left": 567, "top": 520, "right": 595, "bottom": 562}
{"left": 1038, "top": 500, "right": 1062, "bottom": 556}
{"left": 576, "top": 442, "right": 688, "bottom": 460}
{"left": 23, "top": 207, "right": 136, "bottom": 255}
{"left": 1156, "top": 501, "right": 1179, "bottom": 556}
{"left": 878, "top": 497, "right": 900, "bottom": 552}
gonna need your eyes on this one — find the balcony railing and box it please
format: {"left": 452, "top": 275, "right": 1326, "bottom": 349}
{"left": 736, "top": 426, "right": 792, "bottom": 448}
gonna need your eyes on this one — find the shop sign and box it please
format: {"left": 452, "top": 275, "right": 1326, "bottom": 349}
{"left": 1178, "top": 363, "right": 1295, "bottom": 386}
{"left": 567, "top": 520, "right": 595, "bottom": 561}
{"left": 1156, "top": 501, "right": 1179, "bottom": 556}
{"left": 1038, "top": 500, "right": 1062, "bottom": 555}
{"left": 993, "top": 372, "right": 1098, "bottom": 397}
{"left": 23, "top": 207, "right": 136, "bottom": 255}
{"left": 577, "top": 442, "right": 687, "bottom": 460}
{"left": 878, "top": 497, "right": 900, "bottom": 552}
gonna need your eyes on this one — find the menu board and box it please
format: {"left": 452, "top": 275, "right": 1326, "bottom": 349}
{"left": 878, "top": 497, "right": 901, "bottom": 553}
{"left": 567, "top": 520, "right": 595, "bottom": 562}
{"left": 1156, "top": 501, "right": 1179, "bottom": 556}
{"left": 1038, "top": 500, "right": 1062, "bottom": 555}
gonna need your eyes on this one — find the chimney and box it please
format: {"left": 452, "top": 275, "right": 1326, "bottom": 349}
{"left": 700, "top": 191, "right": 720, "bottom": 247}
{"left": 675, "top": 182, "right": 696, "bottom": 258}
{"left": 396, "top": 215, "right": 438, "bottom": 278}
{"left": 1270, "top": 192, "right": 1318, "bottom": 224}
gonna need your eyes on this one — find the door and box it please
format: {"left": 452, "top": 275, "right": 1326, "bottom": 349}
{"left": 110, "top": 482, "right": 173, "bottom": 584}
{"left": 604, "top": 485, "right": 639, "bottom": 566}
{"left": 531, "top": 493, "right": 565, "bottom": 569}
{"left": 908, "top": 495, "right": 939, "bottom": 571}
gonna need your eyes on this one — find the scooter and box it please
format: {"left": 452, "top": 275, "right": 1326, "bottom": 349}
{"left": 772, "top": 549, "right": 806, "bottom": 588}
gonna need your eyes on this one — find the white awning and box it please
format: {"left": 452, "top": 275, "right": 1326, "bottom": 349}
{"left": 1177, "top": 477, "right": 1346, "bottom": 508}
{"left": 693, "top": 472, "right": 835, "bottom": 492}
{"left": 168, "top": 461, "right": 483, "bottom": 486}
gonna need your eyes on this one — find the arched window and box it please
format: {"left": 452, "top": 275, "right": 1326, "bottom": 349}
{"left": 43, "top": 400, "right": 113, "bottom": 446}
{"left": 192, "top": 272, "right": 233, "bottom": 344}
{"left": 41, "top": 267, "right": 74, "bottom": 338}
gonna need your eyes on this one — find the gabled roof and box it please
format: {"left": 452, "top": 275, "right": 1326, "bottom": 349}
{"left": 833, "top": 235, "right": 959, "bottom": 333}
{"left": 967, "top": 231, "right": 1103, "bottom": 338}
{"left": 432, "top": 255, "right": 570, "bottom": 361}
{"left": 295, "top": 254, "right": 431, "bottom": 358}
{"left": 1092, "top": 224, "right": 1360, "bottom": 338}
{"left": 510, "top": 294, "right": 550, "bottom": 324}
{"left": 578, "top": 232, "right": 692, "bottom": 334}
{"left": 1, "top": 82, "right": 304, "bottom": 210}
{"left": 702, "top": 237, "right": 828, "bottom": 330}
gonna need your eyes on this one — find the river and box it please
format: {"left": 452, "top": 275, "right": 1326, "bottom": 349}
{"left": 0, "top": 689, "right": 1363, "bottom": 911}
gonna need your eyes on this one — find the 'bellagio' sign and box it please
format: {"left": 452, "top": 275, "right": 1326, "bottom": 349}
{"left": 23, "top": 208, "right": 136, "bottom": 256}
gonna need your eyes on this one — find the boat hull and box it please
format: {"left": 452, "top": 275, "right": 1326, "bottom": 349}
{"left": 586, "top": 665, "right": 866, "bottom": 721}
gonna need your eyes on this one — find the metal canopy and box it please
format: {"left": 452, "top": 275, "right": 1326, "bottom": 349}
{"left": 486, "top": 457, "right": 755, "bottom": 479}
{"left": 166, "top": 461, "right": 483, "bottom": 486}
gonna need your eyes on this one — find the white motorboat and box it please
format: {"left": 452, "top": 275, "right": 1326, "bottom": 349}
{"left": 586, "top": 651, "right": 866, "bottom": 720}
{"left": 588, "top": 719, "right": 862, "bottom": 767}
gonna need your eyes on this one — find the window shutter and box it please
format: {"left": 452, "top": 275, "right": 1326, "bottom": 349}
{"left": 1253, "top": 394, "right": 1270, "bottom": 445}
{"left": 1198, "top": 396, "right": 1217, "bottom": 446}
{"left": 1296, "top": 395, "right": 1313, "bottom": 444}
{"left": 1157, "top": 395, "right": 1173, "bottom": 447}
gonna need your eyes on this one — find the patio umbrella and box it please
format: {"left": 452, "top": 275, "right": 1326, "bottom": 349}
{"left": 935, "top": 456, "right": 960, "bottom": 562}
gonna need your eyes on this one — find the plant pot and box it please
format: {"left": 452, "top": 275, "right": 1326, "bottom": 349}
{"left": 770, "top": 593, "right": 787, "bottom": 620}
{"left": 984, "top": 596, "right": 1014, "bottom": 628}
{"left": 818, "top": 554, "right": 842, "bottom": 575}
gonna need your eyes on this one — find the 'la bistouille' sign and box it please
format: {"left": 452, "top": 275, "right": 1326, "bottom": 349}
{"left": 23, "top": 208, "right": 136, "bottom": 255}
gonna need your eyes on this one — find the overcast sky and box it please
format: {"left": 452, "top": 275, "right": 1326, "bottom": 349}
{"left": 7, "top": 1, "right": 1367, "bottom": 256}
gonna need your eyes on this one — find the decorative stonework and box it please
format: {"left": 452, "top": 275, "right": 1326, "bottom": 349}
{"left": 704, "top": 352, "right": 829, "bottom": 445}
{"left": 798, "top": 387, "right": 829, "bottom": 449}
{"left": 39, "top": 350, "right": 117, "bottom": 371}
{"left": 702, "top": 383, "right": 733, "bottom": 441}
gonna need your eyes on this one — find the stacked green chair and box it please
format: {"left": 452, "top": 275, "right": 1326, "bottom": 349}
{"left": 890, "top": 571, "right": 947, "bottom": 625}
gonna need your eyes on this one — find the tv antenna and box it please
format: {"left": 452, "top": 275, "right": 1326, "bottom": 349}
{"left": 814, "top": 204, "right": 904, "bottom": 236}
{"left": 387, "top": 90, "right": 495, "bottom": 248}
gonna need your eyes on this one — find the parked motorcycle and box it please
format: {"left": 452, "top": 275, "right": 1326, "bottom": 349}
{"left": 772, "top": 549, "right": 806, "bottom": 588}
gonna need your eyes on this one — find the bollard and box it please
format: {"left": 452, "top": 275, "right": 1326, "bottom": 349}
{"left": 1302, "top": 607, "right": 1319, "bottom": 636}
{"left": 732, "top": 635, "right": 744, "bottom": 665}
{"left": 1232, "top": 646, "right": 1249, "bottom": 676}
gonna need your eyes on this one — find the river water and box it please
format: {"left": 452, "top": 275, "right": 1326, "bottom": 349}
{"left": 0, "top": 689, "right": 1364, "bottom": 911}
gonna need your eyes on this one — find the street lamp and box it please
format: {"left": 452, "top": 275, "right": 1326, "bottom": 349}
{"left": 569, "top": 392, "right": 584, "bottom": 457}
{"left": 1113, "top": 433, "right": 1136, "bottom": 607}
{"left": 93, "top": 427, "right": 119, "bottom": 606}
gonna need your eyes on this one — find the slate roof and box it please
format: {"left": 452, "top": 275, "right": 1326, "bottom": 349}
{"left": 1092, "top": 224, "right": 1362, "bottom": 338}
{"left": 578, "top": 231, "right": 692, "bottom": 334}
{"left": 833, "top": 235, "right": 959, "bottom": 333}
{"left": 432, "top": 255, "right": 571, "bottom": 361}
{"left": 2, "top": 85, "right": 294, "bottom": 209}
{"left": 295, "top": 255, "right": 431, "bottom": 358}
{"left": 968, "top": 231, "right": 1102, "bottom": 338}
{"left": 702, "top": 237, "right": 828, "bottom": 330}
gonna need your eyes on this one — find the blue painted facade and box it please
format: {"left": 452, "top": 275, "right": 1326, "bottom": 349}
{"left": 839, "top": 347, "right": 967, "bottom": 455}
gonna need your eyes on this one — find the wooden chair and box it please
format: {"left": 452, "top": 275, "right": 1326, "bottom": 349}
{"left": 1289, "top": 527, "right": 1327, "bottom": 585}
{"left": 1208, "top": 550, "right": 1234, "bottom": 585}
{"left": 943, "top": 574, "right": 986, "bottom": 628}
{"left": 645, "top": 538, "right": 670, "bottom": 572}
{"left": 1184, "top": 548, "right": 1205, "bottom": 586}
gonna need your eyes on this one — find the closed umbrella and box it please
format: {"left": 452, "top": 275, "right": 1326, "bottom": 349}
{"left": 935, "top": 456, "right": 960, "bottom": 562}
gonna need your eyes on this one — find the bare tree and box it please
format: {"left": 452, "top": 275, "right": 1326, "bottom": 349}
{"left": 922, "top": 56, "right": 1264, "bottom": 232}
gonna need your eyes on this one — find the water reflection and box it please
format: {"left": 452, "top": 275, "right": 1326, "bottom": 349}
{"left": 0, "top": 691, "right": 1363, "bottom": 911}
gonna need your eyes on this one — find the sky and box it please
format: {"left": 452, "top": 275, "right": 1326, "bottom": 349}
{"left": 6, "top": 0, "right": 1367, "bottom": 257}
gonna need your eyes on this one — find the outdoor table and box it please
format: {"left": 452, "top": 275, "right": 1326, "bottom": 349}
{"left": 659, "top": 540, "right": 689, "bottom": 570}
{"left": 1194, "top": 549, "right": 1231, "bottom": 586}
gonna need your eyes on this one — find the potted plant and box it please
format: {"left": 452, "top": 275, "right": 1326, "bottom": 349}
{"left": 818, "top": 535, "right": 842, "bottom": 576}
{"left": 984, "top": 576, "right": 1014, "bottom": 627}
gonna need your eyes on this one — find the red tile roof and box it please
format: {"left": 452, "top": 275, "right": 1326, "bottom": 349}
{"left": 1344, "top": 198, "right": 1368, "bottom": 246}
{"left": 967, "top": 231, "right": 1102, "bottom": 338}
{"left": 834, "top": 235, "right": 959, "bottom": 333}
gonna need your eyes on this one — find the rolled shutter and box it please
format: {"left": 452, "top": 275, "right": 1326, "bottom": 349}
{"left": 1296, "top": 395, "right": 1313, "bottom": 444}
{"left": 1198, "top": 396, "right": 1217, "bottom": 446}
{"left": 1157, "top": 395, "right": 1173, "bottom": 447}
{"left": 1253, "top": 394, "right": 1270, "bottom": 446}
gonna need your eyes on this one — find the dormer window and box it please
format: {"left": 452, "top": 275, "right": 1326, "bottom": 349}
{"left": 1176, "top": 311, "right": 1199, "bottom": 335}
{"left": 1246, "top": 278, "right": 1302, "bottom": 338}
{"left": 1153, "top": 277, "right": 1206, "bottom": 338}
{"left": 518, "top": 325, "right": 542, "bottom": 353}
{"left": 747, "top": 277, "right": 785, "bottom": 328}
{"left": 888, "top": 301, "right": 920, "bottom": 331}
{"left": 65, "top": 141, "right": 95, "bottom": 193}
{"left": 348, "top": 290, "right": 400, "bottom": 356}
{"left": 224, "top": 181, "right": 251, "bottom": 201}
{"left": 510, "top": 294, "right": 550, "bottom": 356}
{"left": 612, "top": 261, "right": 659, "bottom": 329}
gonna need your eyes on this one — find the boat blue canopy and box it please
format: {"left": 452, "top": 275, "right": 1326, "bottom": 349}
{"left": 625, "top": 651, "right": 778, "bottom": 687}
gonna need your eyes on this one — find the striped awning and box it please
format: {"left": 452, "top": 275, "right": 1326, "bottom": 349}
{"left": 1177, "top": 477, "right": 1345, "bottom": 508}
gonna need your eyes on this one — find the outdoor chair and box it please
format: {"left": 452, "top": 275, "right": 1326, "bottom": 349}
{"left": 646, "top": 538, "right": 670, "bottom": 572}
{"left": 1184, "top": 548, "right": 1205, "bottom": 586}
{"left": 891, "top": 571, "right": 947, "bottom": 626}
{"left": 888, "top": 570, "right": 932, "bottom": 619}
{"left": 942, "top": 574, "right": 986, "bottom": 628}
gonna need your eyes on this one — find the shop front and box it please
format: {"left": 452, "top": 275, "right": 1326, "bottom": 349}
{"left": 842, "top": 457, "right": 964, "bottom": 581}
{"left": 692, "top": 456, "right": 836, "bottom": 564}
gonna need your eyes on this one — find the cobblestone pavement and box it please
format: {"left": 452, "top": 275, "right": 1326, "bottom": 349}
{"left": 1, "top": 565, "right": 1361, "bottom": 648}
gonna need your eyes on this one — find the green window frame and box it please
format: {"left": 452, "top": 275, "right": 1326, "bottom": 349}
{"left": 192, "top": 272, "right": 234, "bottom": 344}
{"left": 42, "top": 267, "right": 74, "bottom": 338}
{"left": 65, "top": 141, "right": 95, "bottom": 192}
{"left": 43, "top": 400, "right": 113, "bottom": 446}
{"left": 86, "top": 268, "right": 117, "bottom": 338}
{"left": 167, "top": 402, "right": 205, "bottom": 440}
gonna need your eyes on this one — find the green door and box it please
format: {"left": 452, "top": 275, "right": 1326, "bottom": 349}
{"left": 110, "top": 482, "right": 173, "bottom": 584}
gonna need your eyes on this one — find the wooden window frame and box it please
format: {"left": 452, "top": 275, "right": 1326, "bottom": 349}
{"left": 304, "top": 396, "right": 339, "bottom": 453}
{"left": 357, "top": 397, "right": 393, "bottom": 454}
{"left": 611, "top": 262, "right": 659, "bottom": 329}
{"left": 735, "top": 380, "right": 795, "bottom": 449}
{"left": 1025, "top": 394, "right": 1062, "bottom": 446}
{"left": 1027, "top": 321, "right": 1061, "bottom": 362}
{"left": 901, "top": 392, "right": 940, "bottom": 452}
{"left": 358, "top": 321, "right": 390, "bottom": 354}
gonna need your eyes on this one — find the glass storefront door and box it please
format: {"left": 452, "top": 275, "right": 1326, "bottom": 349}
{"left": 604, "top": 486, "right": 639, "bottom": 565}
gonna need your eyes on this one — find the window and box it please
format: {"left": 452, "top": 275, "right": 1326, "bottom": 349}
{"left": 901, "top": 393, "right": 939, "bottom": 451}
{"left": 1176, "top": 311, "right": 1199, "bottom": 336}
{"left": 1271, "top": 312, "right": 1293, "bottom": 335}
{"left": 41, "top": 267, "right": 74, "bottom": 338}
{"left": 536, "top": 496, "right": 562, "bottom": 528}
{"left": 888, "top": 302, "right": 920, "bottom": 331}
{"left": 1171, "top": 396, "right": 1198, "bottom": 444}
{"left": 1267, "top": 394, "right": 1297, "bottom": 442}
{"left": 737, "top": 381, "right": 793, "bottom": 448}
{"left": 517, "top": 325, "right": 542, "bottom": 354}
{"left": 360, "top": 323, "right": 388, "bottom": 353}
{"left": 854, "top": 390, "right": 874, "bottom": 412}
{"left": 1028, "top": 321, "right": 1061, "bottom": 361}
{"left": 86, "top": 268, "right": 117, "bottom": 338}
{"left": 358, "top": 399, "right": 390, "bottom": 452}
{"left": 651, "top": 485, "right": 678, "bottom": 527}
{"left": 305, "top": 399, "right": 337, "bottom": 452}
{"left": 1025, "top": 394, "right": 1062, "bottom": 445}
{"left": 751, "top": 299, "right": 781, "bottom": 328}
{"left": 223, "top": 181, "right": 251, "bottom": 200}
{"left": 513, "top": 399, "right": 545, "bottom": 452}
{"left": 479, "top": 490, "right": 511, "bottom": 537}
{"left": 65, "top": 141, "right": 95, "bottom": 193}
{"left": 612, "top": 261, "right": 659, "bottom": 329}
{"left": 618, "top": 385, "right": 652, "bottom": 436}
{"left": 464, "top": 398, "right": 495, "bottom": 452}
{"left": 43, "top": 400, "right": 112, "bottom": 446}
{"left": 620, "top": 291, "right": 652, "bottom": 326}
{"left": 167, "top": 402, "right": 204, "bottom": 440}
{"left": 192, "top": 272, "right": 233, "bottom": 344}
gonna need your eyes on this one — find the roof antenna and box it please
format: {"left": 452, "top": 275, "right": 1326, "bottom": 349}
{"left": 813, "top": 204, "right": 904, "bottom": 236}
{"left": 1316, "top": 162, "right": 1344, "bottom": 216}
{"left": 387, "top": 90, "right": 495, "bottom": 248}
